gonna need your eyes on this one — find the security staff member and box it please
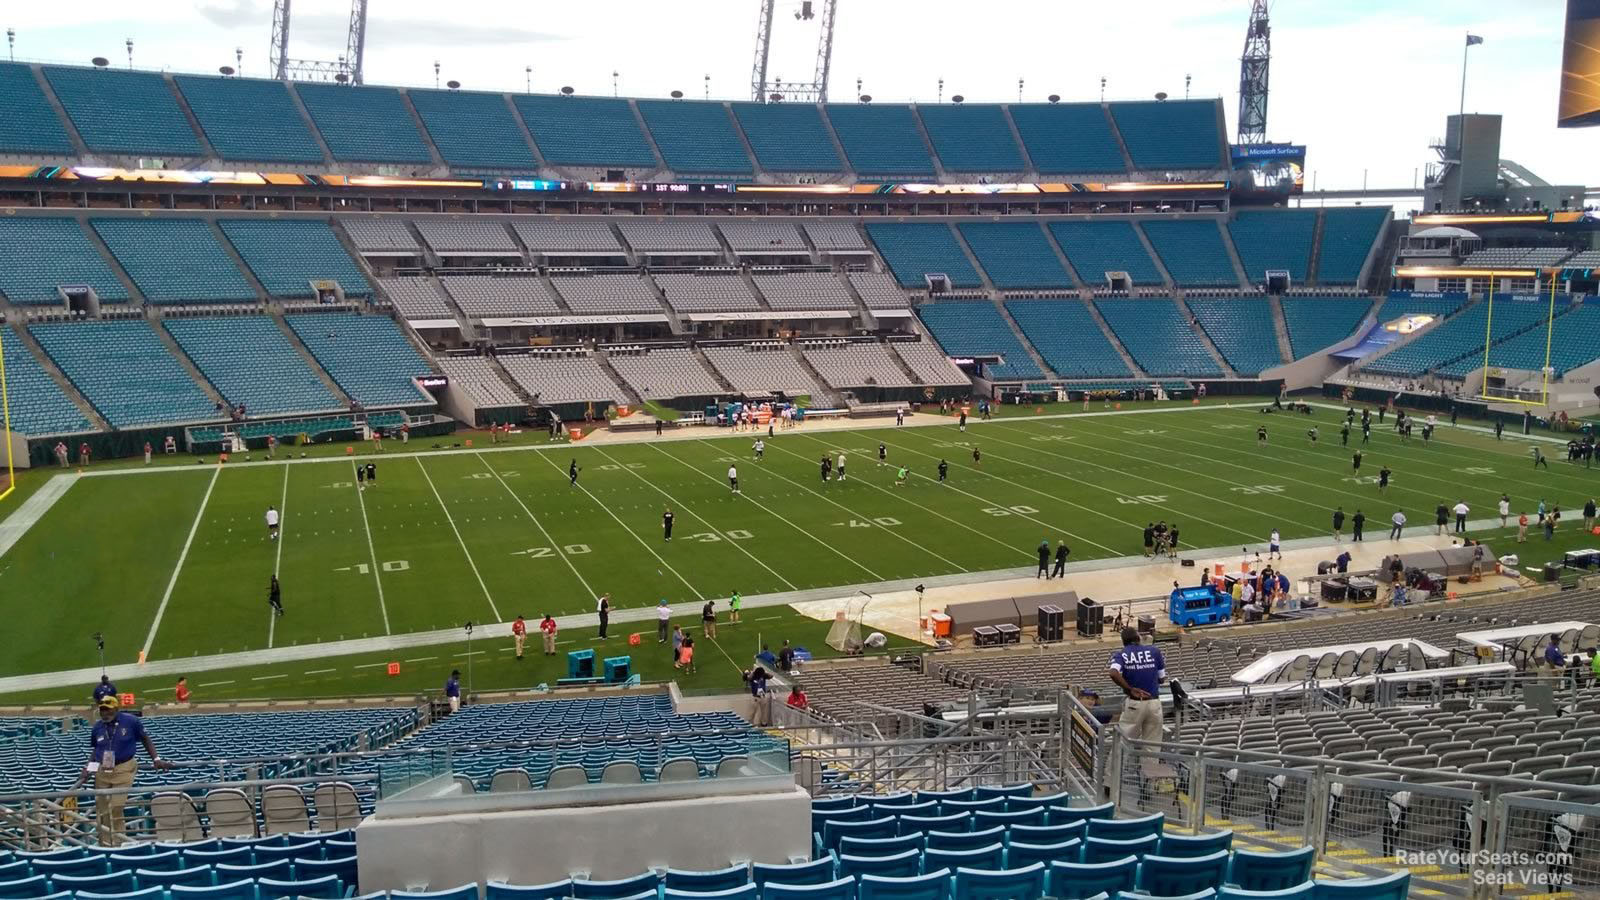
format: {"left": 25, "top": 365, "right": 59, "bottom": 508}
{"left": 1108, "top": 627, "right": 1166, "bottom": 792}
{"left": 70, "top": 696, "right": 172, "bottom": 846}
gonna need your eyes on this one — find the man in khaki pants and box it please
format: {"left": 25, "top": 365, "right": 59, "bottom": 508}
{"left": 1108, "top": 627, "right": 1166, "bottom": 799}
{"left": 70, "top": 696, "right": 172, "bottom": 846}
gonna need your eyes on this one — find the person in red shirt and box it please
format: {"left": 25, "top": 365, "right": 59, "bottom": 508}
{"left": 78, "top": 442, "right": 91, "bottom": 466}
{"left": 786, "top": 684, "right": 808, "bottom": 709}
{"left": 175, "top": 677, "right": 190, "bottom": 704}
{"left": 540, "top": 614, "right": 558, "bottom": 655}
{"left": 511, "top": 615, "right": 527, "bottom": 660}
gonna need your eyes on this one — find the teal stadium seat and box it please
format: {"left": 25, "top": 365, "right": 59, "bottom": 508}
{"left": 166, "top": 317, "right": 342, "bottom": 416}
{"left": 1095, "top": 299, "right": 1223, "bottom": 376}
{"left": 1004, "top": 838, "right": 1082, "bottom": 870}
{"left": 1217, "top": 886, "right": 1313, "bottom": 900}
{"left": 294, "top": 83, "right": 432, "bottom": 164}
{"left": 923, "top": 842, "right": 1004, "bottom": 872}
{"left": 730, "top": 103, "right": 843, "bottom": 173}
{"left": 409, "top": 88, "right": 537, "bottom": 170}
{"left": 953, "top": 862, "right": 1046, "bottom": 900}
{"left": 1157, "top": 830, "right": 1233, "bottom": 858}
{"left": 752, "top": 859, "right": 835, "bottom": 888}
{"left": 865, "top": 223, "right": 982, "bottom": 288}
{"left": 220, "top": 219, "right": 372, "bottom": 298}
{"left": 1447, "top": 301, "right": 1600, "bottom": 375}
{"left": 1083, "top": 834, "right": 1160, "bottom": 864}
{"left": 1135, "top": 850, "right": 1230, "bottom": 896}
{"left": 515, "top": 94, "right": 657, "bottom": 168}
{"left": 637, "top": 100, "right": 753, "bottom": 174}
{"left": 285, "top": 313, "right": 434, "bottom": 408}
{"left": 926, "top": 827, "right": 1005, "bottom": 853}
{"left": 917, "top": 104, "right": 1024, "bottom": 173}
{"left": 91, "top": 218, "right": 257, "bottom": 304}
{"left": 173, "top": 75, "right": 324, "bottom": 163}
{"left": 571, "top": 871, "right": 661, "bottom": 899}
{"left": 1186, "top": 298, "right": 1285, "bottom": 375}
{"left": 486, "top": 879, "right": 574, "bottom": 899}
{"left": 1008, "top": 821, "right": 1088, "bottom": 845}
{"left": 760, "top": 876, "right": 856, "bottom": 900}
{"left": 1006, "top": 299, "right": 1132, "bottom": 377}
{"left": 0, "top": 326, "right": 92, "bottom": 435}
{"left": 858, "top": 868, "right": 952, "bottom": 900}
{"left": 386, "top": 887, "right": 481, "bottom": 900}
{"left": 1281, "top": 297, "right": 1372, "bottom": 359}
{"left": 76, "top": 888, "right": 166, "bottom": 900}
{"left": 1049, "top": 222, "right": 1163, "bottom": 286}
{"left": 916, "top": 302, "right": 1044, "bottom": 380}
{"left": 43, "top": 66, "right": 201, "bottom": 156}
{"left": 258, "top": 873, "right": 345, "bottom": 898}
{"left": 1142, "top": 220, "right": 1237, "bottom": 286}
{"left": 957, "top": 223, "right": 1072, "bottom": 289}
{"left": 0, "top": 218, "right": 130, "bottom": 305}
{"left": 1108, "top": 99, "right": 1222, "bottom": 169}
{"left": 30, "top": 321, "right": 216, "bottom": 428}
{"left": 1229, "top": 211, "right": 1316, "bottom": 283}
{"left": 664, "top": 864, "right": 751, "bottom": 892}
{"left": 1046, "top": 857, "right": 1138, "bottom": 899}
{"left": 1226, "top": 847, "right": 1316, "bottom": 892}
{"left": 0, "top": 63, "right": 75, "bottom": 154}
{"left": 171, "top": 883, "right": 261, "bottom": 900}
{"left": 664, "top": 887, "right": 757, "bottom": 899}
{"left": 824, "top": 104, "right": 936, "bottom": 177}
{"left": 1008, "top": 103, "right": 1126, "bottom": 174}
{"left": 838, "top": 849, "right": 922, "bottom": 881}
{"left": 1087, "top": 813, "right": 1164, "bottom": 841}
{"left": 1308, "top": 871, "right": 1408, "bottom": 899}
{"left": 1316, "top": 208, "right": 1390, "bottom": 284}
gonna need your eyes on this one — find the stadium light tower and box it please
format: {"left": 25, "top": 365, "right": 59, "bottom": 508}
{"left": 269, "top": 0, "right": 368, "bottom": 84}
{"left": 750, "top": 0, "right": 838, "bottom": 102}
{"left": 1237, "top": 0, "right": 1271, "bottom": 144}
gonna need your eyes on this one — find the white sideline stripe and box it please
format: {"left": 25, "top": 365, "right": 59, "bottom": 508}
{"left": 352, "top": 662, "right": 390, "bottom": 669}
{"left": 141, "top": 465, "right": 221, "bottom": 660}
{"left": 404, "top": 656, "right": 437, "bottom": 662}
{"left": 304, "top": 668, "right": 336, "bottom": 675}
{"left": 198, "top": 680, "right": 234, "bottom": 687}
{"left": 0, "top": 473, "right": 77, "bottom": 560}
{"left": 251, "top": 674, "right": 287, "bottom": 681}
{"left": 267, "top": 465, "right": 289, "bottom": 649}
{"left": 416, "top": 457, "right": 500, "bottom": 622}
{"left": 351, "top": 462, "right": 391, "bottom": 635}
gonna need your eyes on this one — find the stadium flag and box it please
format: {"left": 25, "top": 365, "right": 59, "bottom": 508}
{"left": 1466, "top": 34, "right": 1484, "bottom": 45}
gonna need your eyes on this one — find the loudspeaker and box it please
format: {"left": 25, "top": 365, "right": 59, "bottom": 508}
{"left": 1037, "top": 604, "right": 1065, "bottom": 643}
{"left": 1076, "top": 598, "right": 1102, "bottom": 637}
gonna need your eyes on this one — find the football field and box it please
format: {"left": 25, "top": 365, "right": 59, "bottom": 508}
{"left": 2, "top": 399, "right": 1597, "bottom": 699}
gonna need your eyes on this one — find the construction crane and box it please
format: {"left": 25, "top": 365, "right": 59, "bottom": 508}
{"left": 750, "top": 0, "right": 837, "bottom": 103}
{"left": 270, "top": 0, "right": 368, "bottom": 84}
{"left": 1237, "top": 0, "right": 1270, "bottom": 143}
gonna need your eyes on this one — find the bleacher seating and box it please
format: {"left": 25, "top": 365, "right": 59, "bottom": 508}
{"left": 703, "top": 344, "right": 829, "bottom": 398}
{"left": 720, "top": 221, "right": 809, "bottom": 255}
{"left": 1565, "top": 250, "right": 1600, "bottom": 267}
{"left": 1107, "top": 99, "right": 1222, "bottom": 169}
{"left": 1316, "top": 208, "right": 1389, "bottom": 284}
{"left": 514, "top": 95, "right": 657, "bottom": 168}
{"left": 618, "top": 221, "right": 722, "bottom": 254}
{"left": 916, "top": 301, "right": 1044, "bottom": 380}
{"left": 1141, "top": 220, "right": 1238, "bottom": 286}
{"left": 380, "top": 278, "right": 455, "bottom": 320}
{"left": 1439, "top": 301, "right": 1600, "bottom": 376}
{"left": 90, "top": 218, "right": 257, "bottom": 304}
{"left": 655, "top": 273, "right": 762, "bottom": 313}
{"left": 729, "top": 102, "right": 844, "bottom": 173}
{"left": 513, "top": 221, "right": 624, "bottom": 256}
{"left": 550, "top": 273, "right": 665, "bottom": 314}
{"left": 891, "top": 340, "right": 970, "bottom": 386}
{"left": 42, "top": 66, "right": 202, "bottom": 156}
{"left": 173, "top": 75, "right": 324, "bottom": 163}
{"left": 1363, "top": 299, "right": 1550, "bottom": 377}
{"left": 293, "top": 83, "right": 432, "bottom": 165}
{"left": 0, "top": 326, "right": 92, "bottom": 435}
{"left": 341, "top": 219, "right": 422, "bottom": 255}
{"left": 1281, "top": 297, "right": 1373, "bottom": 359}
{"left": 166, "top": 317, "right": 341, "bottom": 416}
{"left": 220, "top": 219, "right": 372, "bottom": 298}
{"left": 1008, "top": 103, "right": 1126, "bottom": 174}
{"left": 957, "top": 222, "right": 1073, "bottom": 290}
{"left": 823, "top": 104, "right": 936, "bottom": 177}
{"left": 29, "top": 321, "right": 217, "bottom": 427}
{"left": 849, "top": 273, "right": 913, "bottom": 309}
{"left": 285, "top": 313, "right": 434, "bottom": 407}
{"left": 440, "top": 275, "right": 563, "bottom": 317}
{"left": 1373, "top": 294, "right": 1464, "bottom": 324}
{"left": 1005, "top": 300, "right": 1131, "bottom": 378}
{"left": 498, "top": 352, "right": 628, "bottom": 405}
{"left": 608, "top": 348, "right": 723, "bottom": 400}
{"left": 0, "top": 62, "right": 74, "bottom": 154}
{"left": 753, "top": 272, "right": 856, "bottom": 311}
{"left": 1229, "top": 211, "right": 1316, "bottom": 284}
{"left": 1048, "top": 221, "right": 1163, "bottom": 286}
{"left": 806, "top": 222, "right": 870, "bottom": 253}
{"left": 636, "top": 100, "right": 753, "bottom": 174}
{"left": 865, "top": 223, "right": 982, "bottom": 289}
{"left": 437, "top": 357, "right": 523, "bottom": 408}
{"left": 1185, "top": 298, "right": 1285, "bottom": 376}
{"left": 0, "top": 217, "right": 130, "bottom": 305}
{"left": 1463, "top": 247, "right": 1574, "bottom": 267}
{"left": 409, "top": 88, "right": 537, "bottom": 170}
{"left": 803, "top": 342, "right": 915, "bottom": 389}
{"left": 1094, "top": 298, "right": 1223, "bottom": 377}
{"left": 915, "top": 104, "right": 1023, "bottom": 173}
{"left": 414, "top": 219, "right": 521, "bottom": 255}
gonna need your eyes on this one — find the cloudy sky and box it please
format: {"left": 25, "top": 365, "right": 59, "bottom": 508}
{"left": 6, "top": 0, "right": 1591, "bottom": 190}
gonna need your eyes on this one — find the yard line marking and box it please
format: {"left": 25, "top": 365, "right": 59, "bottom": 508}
{"left": 404, "top": 656, "right": 437, "bottom": 662}
{"left": 303, "top": 668, "right": 336, "bottom": 675}
{"left": 251, "top": 673, "right": 287, "bottom": 681}
{"left": 198, "top": 679, "right": 235, "bottom": 687}
{"left": 648, "top": 443, "right": 882, "bottom": 582}
{"left": 268, "top": 464, "right": 289, "bottom": 649}
{"left": 593, "top": 447, "right": 798, "bottom": 592}
{"left": 351, "top": 461, "right": 391, "bottom": 635}
{"left": 474, "top": 453, "right": 595, "bottom": 598}
{"left": 773, "top": 437, "right": 1034, "bottom": 563}
{"left": 416, "top": 457, "right": 501, "bottom": 622}
{"left": 141, "top": 464, "right": 221, "bottom": 661}
{"left": 531, "top": 451, "right": 703, "bottom": 597}
{"left": 352, "top": 662, "right": 389, "bottom": 669}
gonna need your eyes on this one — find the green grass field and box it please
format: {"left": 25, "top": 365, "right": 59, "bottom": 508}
{"left": 1, "top": 399, "right": 1597, "bottom": 705}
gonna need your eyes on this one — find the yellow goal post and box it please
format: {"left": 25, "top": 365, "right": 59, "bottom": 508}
{"left": 1475, "top": 271, "right": 1561, "bottom": 408}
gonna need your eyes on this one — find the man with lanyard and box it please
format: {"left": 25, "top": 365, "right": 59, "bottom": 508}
{"left": 71, "top": 696, "right": 172, "bottom": 845}
{"left": 1108, "top": 627, "right": 1166, "bottom": 798}
{"left": 445, "top": 670, "right": 462, "bottom": 713}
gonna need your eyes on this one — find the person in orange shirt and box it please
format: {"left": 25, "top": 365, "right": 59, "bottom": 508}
{"left": 175, "top": 677, "right": 190, "bottom": 704}
{"left": 1517, "top": 512, "right": 1529, "bottom": 543}
{"left": 540, "top": 614, "right": 558, "bottom": 655}
{"left": 786, "top": 684, "right": 808, "bottom": 709}
{"left": 511, "top": 615, "right": 527, "bottom": 660}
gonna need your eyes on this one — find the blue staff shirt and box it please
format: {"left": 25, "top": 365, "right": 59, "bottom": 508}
{"left": 89, "top": 712, "right": 145, "bottom": 766}
{"left": 445, "top": 676, "right": 460, "bottom": 698}
{"left": 1109, "top": 644, "right": 1166, "bottom": 697}
{"left": 92, "top": 682, "right": 117, "bottom": 703}
{"left": 1546, "top": 644, "right": 1567, "bottom": 667}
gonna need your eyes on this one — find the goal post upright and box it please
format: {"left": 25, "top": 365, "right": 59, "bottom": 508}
{"left": 1539, "top": 269, "right": 1558, "bottom": 406}
{"left": 0, "top": 326, "right": 13, "bottom": 503}
{"left": 1477, "top": 271, "right": 1495, "bottom": 399}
